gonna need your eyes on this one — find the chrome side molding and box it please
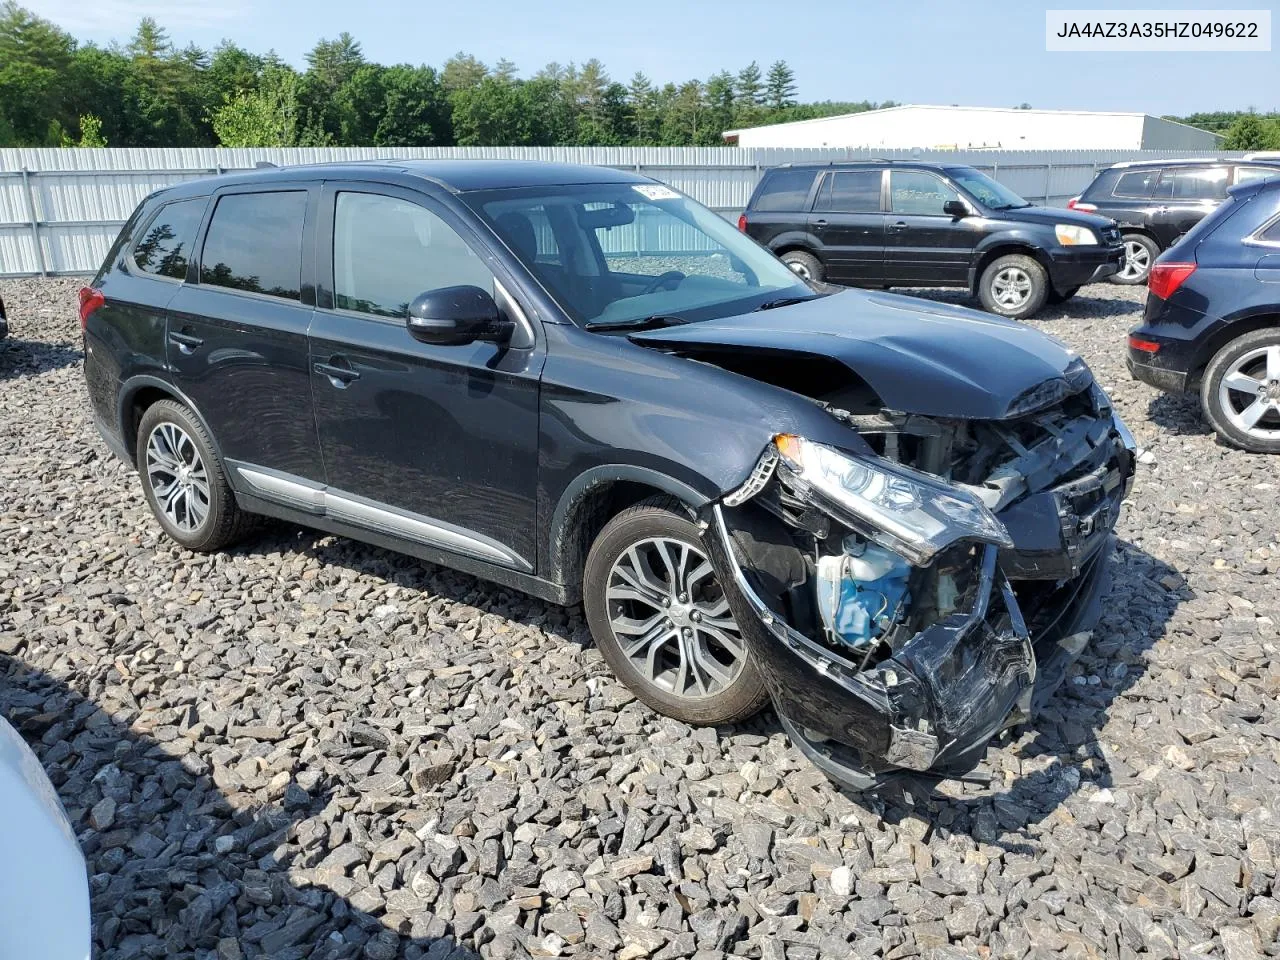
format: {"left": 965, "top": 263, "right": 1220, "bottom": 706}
{"left": 228, "top": 460, "right": 530, "bottom": 571}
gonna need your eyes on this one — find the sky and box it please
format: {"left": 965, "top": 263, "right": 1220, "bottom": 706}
{"left": 20, "top": 0, "right": 1280, "bottom": 117}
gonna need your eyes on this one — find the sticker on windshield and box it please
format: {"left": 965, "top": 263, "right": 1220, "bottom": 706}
{"left": 633, "top": 184, "right": 679, "bottom": 201}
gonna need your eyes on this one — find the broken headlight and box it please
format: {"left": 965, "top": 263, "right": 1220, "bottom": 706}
{"left": 775, "top": 434, "right": 1013, "bottom": 565}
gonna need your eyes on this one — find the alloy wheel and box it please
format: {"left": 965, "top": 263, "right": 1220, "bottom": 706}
{"left": 991, "top": 266, "right": 1033, "bottom": 310}
{"left": 145, "top": 422, "right": 211, "bottom": 532}
{"left": 787, "top": 261, "right": 812, "bottom": 280}
{"left": 605, "top": 537, "right": 746, "bottom": 699}
{"left": 1119, "top": 240, "right": 1151, "bottom": 281}
{"left": 1218, "top": 345, "right": 1280, "bottom": 441}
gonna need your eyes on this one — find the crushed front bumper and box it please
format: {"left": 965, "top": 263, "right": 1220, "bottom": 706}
{"left": 705, "top": 506, "right": 1116, "bottom": 791}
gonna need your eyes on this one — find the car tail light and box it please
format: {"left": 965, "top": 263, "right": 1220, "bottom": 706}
{"left": 1067, "top": 198, "right": 1097, "bottom": 212}
{"left": 737, "top": 213, "right": 748, "bottom": 232}
{"left": 1147, "top": 262, "right": 1196, "bottom": 300}
{"left": 78, "top": 287, "right": 105, "bottom": 330}
{"left": 1128, "top": 335, "right": 1161, "bottom": 354}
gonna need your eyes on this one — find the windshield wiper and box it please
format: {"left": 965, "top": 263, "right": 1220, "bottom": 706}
{"left": 584, "top": 314, "right": 691, "bottom": 332}
{"left": 754, "top": 295, "right": 821, "bottom": 311}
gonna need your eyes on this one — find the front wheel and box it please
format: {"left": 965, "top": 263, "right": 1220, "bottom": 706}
{"left": 780, "top": 250, "right": 824, "bottom": 283}
{"left": 583, "top": 498, "right": 769, "bottom": 725}
{"left": 1201, "top": 330, "right": 1280, "bottom": 453}
{"left": 1112, "top": 234, "right": 1159, "bottom": 285}
{"left": 978, "top": 254, "right": 1048, "bottom": 320}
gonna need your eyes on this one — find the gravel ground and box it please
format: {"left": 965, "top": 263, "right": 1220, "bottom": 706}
{"left": 2, "top": 277, "right": 1278, "bottom": 960}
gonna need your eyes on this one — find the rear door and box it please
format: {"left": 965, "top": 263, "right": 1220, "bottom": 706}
{"left": 807, "top": 169, "right": 886, "bottom": 284}
{"left": 1150, "top": 166, "right": 1230, "bottom": 247}
{"left": 884, "top": 170, "right": 977, "bottom": 285}
{"left": 166, "top": 182, "right": 324, "bottom": 481}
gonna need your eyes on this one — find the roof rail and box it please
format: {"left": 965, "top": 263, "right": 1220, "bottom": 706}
{"left": 1110, "top": 157, "right": 1223, "bottom": 169}
{"left": 254, "top": 161, "right": 278, "bottom": 169}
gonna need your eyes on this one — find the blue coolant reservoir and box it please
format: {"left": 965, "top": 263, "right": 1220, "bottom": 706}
{"left": 815, "top": 541, "right": 911, "bottom": 651}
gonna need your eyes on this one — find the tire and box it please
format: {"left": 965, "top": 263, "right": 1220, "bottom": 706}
{"left": 1047, "top": 285, "right": 1080, "bottom": 304}
{"left": 1200, "top": 329, "right": 1280, "bottom": 454}
{"left": 780, "top": 250, "right": 824, "bottom": 283}
{"left": 135, "top": 399, "right": 256, "bottom": 552}
{"left": 583, "top": 497, "right": 769, "bottom": 725}
{"left": 978, "top": 253, "right": 1049, "bottom": 320}
{"left": 1112, "top": 233, "right": 1159, "bottom": 285}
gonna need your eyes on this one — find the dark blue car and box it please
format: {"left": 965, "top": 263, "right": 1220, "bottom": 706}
{"left": 1129, "top": 175, "right": 1280, "bottom": 453}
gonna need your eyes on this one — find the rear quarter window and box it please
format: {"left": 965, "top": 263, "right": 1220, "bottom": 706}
{"left": 752, "top": 169, "right": 818, "bottom": 212}
{"left": 132, "top": 198, "right": 206, "bottom": 280}
{"left": 1110, "top": 169, "right": 1159, "bottom": 199}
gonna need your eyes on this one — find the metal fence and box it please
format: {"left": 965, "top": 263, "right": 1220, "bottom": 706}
{"left": 0, "top": 145, "right": 1249, "bottom": 277}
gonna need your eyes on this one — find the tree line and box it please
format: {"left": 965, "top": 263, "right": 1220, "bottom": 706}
{"left": 0, "top": 2, "right": 892, "bottom": 149}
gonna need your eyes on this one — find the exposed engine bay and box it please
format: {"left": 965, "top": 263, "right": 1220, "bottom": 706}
{"left": 700, "top": 375, "right": 1136, "bottom": 789}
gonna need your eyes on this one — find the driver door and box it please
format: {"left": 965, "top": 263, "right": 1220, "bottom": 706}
{"left": 884, "top": 170, "right": 978, "bottom": 286}
{"left": 308, "top": 182, "right": 545, "bottom": 571}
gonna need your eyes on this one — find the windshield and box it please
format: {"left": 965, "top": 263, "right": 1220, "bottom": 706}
{"left": 466, "top": 182, "right": 813, "bottom": 327}
{"left": 947, "top": 167, "right": 1030, "bottom": 210}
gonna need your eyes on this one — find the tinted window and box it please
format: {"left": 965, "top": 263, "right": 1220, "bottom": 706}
{"left": 815, "top": 171, "right": 881, "bottom": 213}
{"left": 1111, "top": 169, "right": 1159, "bottom": 199}
{"left": 1237, "top": 166, "right": 1280, "bottom": 186}
{"left": 133, "top": 198, "right": 205, "bottom": 279}
{"left": 890, "top": 171, "right": 960, "bottom": 215}
{"left": 1258, "top": 216, "right": 1280, "bottom": 243}
{"left": 1153, "top": 167, "right": 1229, "bottom": 201}
{"left": 200, "top": 191, "right": 306, "bottom": 300}
{"left": 753, "top": 169, "right": 818, "bottom": 211}
{"left": 333, "top": 192, "right": 494, "bottom": 318}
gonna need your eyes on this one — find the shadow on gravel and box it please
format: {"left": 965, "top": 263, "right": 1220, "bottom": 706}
{"left": 1148, "top": 391, "right": 1211, "bottom": 436}
{"left": 0, "top": 657, "right": 481, "bottom": 960}
{"left": 848, "top": 538, "right": 1190, "bottom": 849}
{"left": 0, "top": 337, "right": 83, "bottom": 381}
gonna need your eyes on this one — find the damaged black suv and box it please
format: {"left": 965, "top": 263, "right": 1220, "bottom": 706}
{"left": 83, "top": 160, "right": 1135, "bottom": 789}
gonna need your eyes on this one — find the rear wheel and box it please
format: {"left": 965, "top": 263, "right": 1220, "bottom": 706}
{"left": 1201, "top": 330, "right": 1280, "bottom": 453}
{"left": 135, "top": 399, "right": 255, "bottom": 552}
{"left": 583, "top": 498, "right": 769, "bottom": 725}
{"left": 1113, "top": 234, "right": 1159, "bottom": 285}
{"left": 780, "top": 250, "right": 824, "bottom": 283}
{"left": 978, "top": 254, "right": 1048, "bottom": 320}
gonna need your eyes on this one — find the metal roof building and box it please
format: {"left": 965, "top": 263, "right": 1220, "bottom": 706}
{"left": 723, "top": 104, "right": 1223, "bottom": 151}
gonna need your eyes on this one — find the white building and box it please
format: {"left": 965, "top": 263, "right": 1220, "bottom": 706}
{"left": 723, "top": 104, "right": 1222, "bottom": 151}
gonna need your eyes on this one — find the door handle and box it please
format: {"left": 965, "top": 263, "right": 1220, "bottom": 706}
{"left": 314, "top": 359, "right": 361, "bottom": 388}
{"left": 887, "top": 221, "right": 909, "bottom": 232}
{"left": 813, "top": 219, "right": 828, "bottom": 226}
{"left": 168, "top": 330, "right": 203, "bottom": 355}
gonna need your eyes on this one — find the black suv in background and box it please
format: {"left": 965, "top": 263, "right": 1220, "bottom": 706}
{"left": 82, "top": 160, "right": 1133, "bottom": 790}
{"left": 1070, "top": 158, "right": 1280, "bottom": 284}
{"left": 739, "top": 160, "right": 1123, "bottom": 320}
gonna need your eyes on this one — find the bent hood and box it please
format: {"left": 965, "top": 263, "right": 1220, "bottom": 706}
{"left": 629, "top": 289, "right": 1091, "bottom": 420}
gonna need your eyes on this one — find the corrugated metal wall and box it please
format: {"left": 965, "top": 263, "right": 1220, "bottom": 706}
{"left": 0, "top": 146, "right": 1245, "bottom": 277}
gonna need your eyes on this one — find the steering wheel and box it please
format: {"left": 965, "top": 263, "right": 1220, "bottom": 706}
{"left": 640, "top": 270, "right": 686, "bottom": 296}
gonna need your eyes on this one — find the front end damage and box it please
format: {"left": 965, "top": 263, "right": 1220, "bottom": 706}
{"left": 699, "top": 381, "right": 1136, "bottom": 790}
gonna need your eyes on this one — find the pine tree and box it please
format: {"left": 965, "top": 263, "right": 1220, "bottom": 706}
{"left": 764, "top": 60, "right": 796, "bottom": 111}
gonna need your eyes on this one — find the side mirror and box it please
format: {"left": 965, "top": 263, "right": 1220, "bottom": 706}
{"left": 943, "top": 199, "right": 969, "bottom": 219}
{"left": 406, "top": 285, "right": 514, "bottom": 346}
